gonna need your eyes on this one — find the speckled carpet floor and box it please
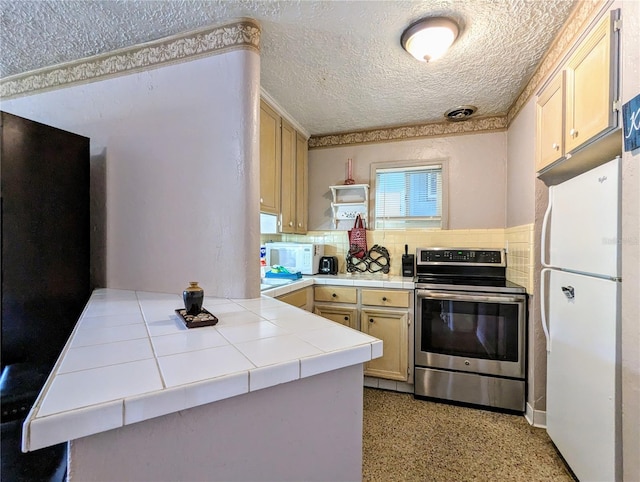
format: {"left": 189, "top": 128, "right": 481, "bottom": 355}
{"left": 362, "top": 388, "right": 574, "bottom": 482}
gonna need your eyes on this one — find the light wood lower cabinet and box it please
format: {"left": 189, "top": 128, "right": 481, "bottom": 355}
{"left": 361, "top": 308, "right": 409, "bottom": 381}
{"left": 313, "top": 305, "right": 357, "bottom": 330}
{"left": 277, "top": 287, "right": 312, "bottom": 311}
{"left": 313, "top": 286, "right": 412, "bottom": 382}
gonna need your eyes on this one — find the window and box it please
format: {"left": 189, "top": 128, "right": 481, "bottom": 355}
{"left": 372, "top": 161, "right": 447, "bottom": 229}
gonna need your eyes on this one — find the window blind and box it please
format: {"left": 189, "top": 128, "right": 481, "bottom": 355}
{"left": 375, "top": 164, "right": 442, "bottom": 229}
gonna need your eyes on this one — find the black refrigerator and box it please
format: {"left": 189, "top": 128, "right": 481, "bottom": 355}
{"left": 1, "top": 111, "right": 91, "bottom": 481}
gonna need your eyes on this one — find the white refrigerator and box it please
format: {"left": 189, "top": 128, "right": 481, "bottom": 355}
{"left": 540, "top": 157, "right": 621, "bottom": 482}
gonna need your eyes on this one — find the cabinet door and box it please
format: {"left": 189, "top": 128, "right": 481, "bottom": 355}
{"left": 295, "top": 132, "right": 308, "bottom": 234}
{"left": 361, "top": 309, "right": 408, "bottom": 381}
{"left": 277, "top": 287, "right": 310, "bottom": 310}
{"left": 280, "top": 119, "right": 296, "bottom": 233}
{"left": 259, "top": 101, "right": 281, "bottom": 215}
{"left": 565, "top": 12, "right": 617, "bottom": 153}
{"left": 314, "top": 305, "right": 357, "bottom": 330}
{"left": 536, "top": 72, "right": 564, "bottom": 171}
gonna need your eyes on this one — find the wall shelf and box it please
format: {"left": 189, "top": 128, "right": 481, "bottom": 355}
{"left": 330, "top": 184, "right": 369, "bottom": 229}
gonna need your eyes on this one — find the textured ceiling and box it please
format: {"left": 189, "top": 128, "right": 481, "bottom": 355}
{"left": 0, "top": 0, "right": 576, "bottom": 136}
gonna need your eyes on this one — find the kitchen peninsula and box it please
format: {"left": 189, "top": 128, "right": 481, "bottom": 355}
{"left": 22, "top": 288, "right": 382, "bottom": 481}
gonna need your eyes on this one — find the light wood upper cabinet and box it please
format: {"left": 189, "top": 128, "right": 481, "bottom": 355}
{"left": 361, "top": 308, "right": 409, "bottom": 381}
{"left": 280, "top": 119, "right": 296, "bottom": 234}
{"left": 565, "top": 12, "right": 618, "bottom": 154}
{"left": 536, "top": 72, "right": 565, "bottom": 171}
{"left": 295, "top": 132, "right": 308, "bottom": 234}
{"left": 259, "top": 99, "right": 308, "bottom": 234}
{"left": 535, "top": 10, "right": 620, "bottom": 177}
{"left": 259, "top": 101, "right": 281, "bottom": 215}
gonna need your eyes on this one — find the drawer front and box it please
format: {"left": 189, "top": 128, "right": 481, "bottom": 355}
{"left": 314, "top": 286, "right": 357, "bottom": 304}
{"left": 361, "top": 289, "right": 410, "bottom": 308}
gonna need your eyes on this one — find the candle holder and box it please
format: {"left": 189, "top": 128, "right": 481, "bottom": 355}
{"left": 344, "top": 158, "right": 355, "bottom": 185}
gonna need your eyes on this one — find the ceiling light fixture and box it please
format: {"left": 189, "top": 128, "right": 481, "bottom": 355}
{"left": 401, "top": 17, "right": 460, "bottom": 62}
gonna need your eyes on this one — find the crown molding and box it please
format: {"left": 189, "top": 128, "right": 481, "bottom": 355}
{"left": 308, "top": 115, "right": 507, "bottom": 149}
{"left": 0, "top": 18, "right": 261, "bottom": 100}
{"left": 260, "top": 88, "right": 310, "bottom": 140}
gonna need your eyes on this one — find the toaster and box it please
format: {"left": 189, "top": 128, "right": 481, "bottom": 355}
{"left": 319, "top": 256, "right": 338, "bottom": 275}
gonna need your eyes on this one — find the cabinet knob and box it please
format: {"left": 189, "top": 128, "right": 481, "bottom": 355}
{"left": 288, "top": 221, "right": 293, "bottom": 227}
{"left": 260, "top": 197, "right": 264, "bottom": 203}
{"left": 298, "top": 222, "right": 302, "bottom": 227}
{"left": 369, "top": 318, "right": 374, "bottom": 323}
{"left": 382, "top": 297, "right": 387, "bottom": 302}
{"left": 344, "top": 316, "right": 349, "bottom": 321}
{"left": 552, "top": 143, "right": 559, "bottom": 151}
{"left": 569, "top": 128, "right": 577, "bottom": 138}
{"left": 332, "top": 293, "right": 337, "bottom": 298}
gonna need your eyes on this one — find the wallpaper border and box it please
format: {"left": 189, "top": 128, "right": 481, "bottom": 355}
{"left": 0, "top": 18, "right": 261, "bottom": 100}
{"left": 308, "top": 115, "right": 508, "bottom": 149}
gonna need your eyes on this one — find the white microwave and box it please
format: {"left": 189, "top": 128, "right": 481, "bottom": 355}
{"left": 264, "top": 242, "right": 324, "bottom": 275}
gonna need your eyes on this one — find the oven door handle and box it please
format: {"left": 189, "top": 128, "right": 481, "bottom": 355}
{"left": 418, "top": 292, "right": 524, "bottom": 304}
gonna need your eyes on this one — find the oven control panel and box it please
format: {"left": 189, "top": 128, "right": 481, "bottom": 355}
{"left": 417, "top": 249, "right": 504, "bottom": 265}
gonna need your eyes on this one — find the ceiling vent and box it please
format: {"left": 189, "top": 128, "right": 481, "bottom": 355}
{"left": 444, "top": 105, "right": 477, "bottom": 121}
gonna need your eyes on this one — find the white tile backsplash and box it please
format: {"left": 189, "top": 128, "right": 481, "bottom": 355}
{"left": 505, "top": 223, "right": 534, "bottom": 293}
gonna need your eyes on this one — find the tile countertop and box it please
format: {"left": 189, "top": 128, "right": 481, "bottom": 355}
{"left": 261, "top": 274, "right": 415, "bottom": 298}
{"left": 22, "top": 288, "right": 383, "bottom": 452}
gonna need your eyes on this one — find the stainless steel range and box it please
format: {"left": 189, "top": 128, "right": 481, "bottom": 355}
{"left": 414, "top": 248, "right": 527, "bottom": 412}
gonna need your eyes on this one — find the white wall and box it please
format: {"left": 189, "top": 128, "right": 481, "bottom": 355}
{"left": 69, "top": 365, "right": 364, "bottom": 481}
{"left": 1, "top": 50, "right": 261, "bottom": 298}
{"left": 506, "top": 96, "right": 547, "bottom": 416}
{"left": 506, "top": 99, "right": 536, "bottom": 227}
{"left": 619, "top": 1, "right": 640, "bottom": 479}
{"left": 308, "top": 131, "right": 507, "bottom": 231}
